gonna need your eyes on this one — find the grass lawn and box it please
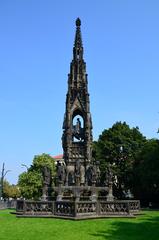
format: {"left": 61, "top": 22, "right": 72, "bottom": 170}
{"left": 0, "top": 210, "right": 159, "bottom": 240}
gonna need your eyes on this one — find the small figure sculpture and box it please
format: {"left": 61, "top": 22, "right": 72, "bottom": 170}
{"left": 76, "top": 118, "right": 81, "bottom": 134}
{"left": 106, "top": 163, "right": 114, "bottom": 201}
{"left": 96, "top": 161, "right": 101, "bottom": 186}
{"left": 57, "top": 161, "right": 65, "bottom": 183}
{"left": 73, "top": 117, "right": 84, "bottom": 140}
{"left": 42, "top": 166, "right": 51, "bottom": 185}
{"left": 85, "top": 165, "right": 92, "bottom": 186}
{"left": 42, "top": 166, "right": 51, "bottom": 200}
{"left": 91, "top": 165, "right": 97, "bottom": 184}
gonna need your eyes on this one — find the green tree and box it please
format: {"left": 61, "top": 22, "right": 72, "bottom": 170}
{"left": 134, "top": 139, "right": 159, "bottom": 205}
{"left": 94, "top": 122, "right": 146, "bottom": 198}
{"left": 3, "top": 180, "right": 20, "bottom": 199}
{"left": 18, "top": 154, "right": 55, "bottom": 200}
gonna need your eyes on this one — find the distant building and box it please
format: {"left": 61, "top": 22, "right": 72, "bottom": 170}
{"left": 52, "top": 154, "right": 64, "bottom": 165}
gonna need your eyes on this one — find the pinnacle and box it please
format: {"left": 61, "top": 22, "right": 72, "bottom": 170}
{"left": 76, "top": 18, "right": 81, "bottom": 27}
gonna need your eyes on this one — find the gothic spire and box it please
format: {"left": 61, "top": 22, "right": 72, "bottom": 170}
{"left": 62, "top": 18, "right": 93, "bottom": 186}
{"left": 73, "top": 18, "right": 83, "bottom": 60}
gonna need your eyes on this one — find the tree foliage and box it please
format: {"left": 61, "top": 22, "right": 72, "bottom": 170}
{"left": 3, "top": 180, "right": 20, "bottom": 199}
{"left": 134, "top": 139, "right": 159, "bottom": 205}
{"left": 93, "top": 121, "right": 146, "bottom": 198}
{"left": 18, "top": 153, "right": 55, "bottom": 200}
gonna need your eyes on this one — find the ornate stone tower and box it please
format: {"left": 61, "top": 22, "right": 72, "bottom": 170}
{"left": 16, "top": 18, "right": 140, "bottom": 219}
{"left": 62, "top": 18, "right": 93, "bottom": 186}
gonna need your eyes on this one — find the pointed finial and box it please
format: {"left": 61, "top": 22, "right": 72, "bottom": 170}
{"left": 73, "top": 18, "right": 83, "bottom": 59}
{"left": 76, "top": 18, "right": 81, "bottom": 27}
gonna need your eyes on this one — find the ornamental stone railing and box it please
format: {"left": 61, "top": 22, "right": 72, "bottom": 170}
{"left": 16, "top": 199, "right": 140, "bottom": 218}
{"left": 0, "top": 200, "right": 17, "bottom": 210}
{"left": 17, "top": 200, "right": 54, "bottom": 215}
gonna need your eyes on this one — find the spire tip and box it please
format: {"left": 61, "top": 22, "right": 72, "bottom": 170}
{"left": 76, "top": 18, "right": 81, "bottom": 27}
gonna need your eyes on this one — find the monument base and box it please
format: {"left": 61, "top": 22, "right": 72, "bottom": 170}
{"left": 16, "top": 199, "right": 140, "bottom": 220}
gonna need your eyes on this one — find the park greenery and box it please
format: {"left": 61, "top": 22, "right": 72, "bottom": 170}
{"left": 18, "top": 154, "right": 55, "bottom": 199}
{"left": 0, "top": 209, "right": 159, "bottom": 240}
{"left": 93, "top": 122, "right": 146, "bottom": 198}
{"left": 134, "top": 138, "right": 159, "bottom": 205}
{"left": 3, "top": 180, "right": 20, "bottom": 199}
{"left": 2, "top": 121, "right": 159, "bottom": 206}
{"left": 93, "top": 122, "right": 159, "bottom": 206}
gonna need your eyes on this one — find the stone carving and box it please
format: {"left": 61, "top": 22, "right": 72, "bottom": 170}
{"left": 57, "top": 161, "right": 65, "bottom": 184}
{"left": 73, "top": 118, "right": 82, "bottom": 140}
{"left": 85, "top": 165, "right": 92, "bottom": 186}
{"left": 106, "top": 164, "right": 114, "bottom": 201}
{"left": 96, "top": 161, "right": 101, "bottom": 186}
{"left": 42, "top": 166, "right": 51, "bottom": 200}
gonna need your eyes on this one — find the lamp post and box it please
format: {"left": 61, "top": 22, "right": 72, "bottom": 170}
{"left": 0, "top": 163, "right": 11, "bottom": 200}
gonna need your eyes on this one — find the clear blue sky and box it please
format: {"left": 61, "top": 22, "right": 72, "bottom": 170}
{"left": 0, "top": 0, "right": 159, "bottom": 184}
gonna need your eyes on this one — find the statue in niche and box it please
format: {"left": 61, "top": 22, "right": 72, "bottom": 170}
{"left": 68, "top": 172, "right": 75, "bottom": 185}
{"left": 92, "top": 161, "right": 101, "bottom": 185}
{"left": 106, "top": 163, "right": 114, "bottom": 201}
{"left": 94, "top": 161, "right": 100, "bottom": 186}
{"left": 73, "top": 117, "right": 84, "bottom": 140}
{"left": 86, "top": 165, "right": 93, "bottom": 186}
{"left": 105, "top": 163, "right": 113, "bottom": 187}
{"left": 76, "top": 118, "right": 81, "bottom": 133}
{"left": 42, "top": 166, "right": 51, "bottom": 200}
{"left": 91, "top": 165, "right": 97, "bottom": 183}
{"left": 57, "top": 161, "right": 65, "bottom": 183}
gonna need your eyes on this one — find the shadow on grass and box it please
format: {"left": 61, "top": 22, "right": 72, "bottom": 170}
{"left": 91, "top": 215, "right": 159, "bottom": 240}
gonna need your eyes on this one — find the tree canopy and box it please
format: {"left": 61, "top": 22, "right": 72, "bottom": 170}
{"left": 134, "top": 139, "right": 159, "bottom": 205}
{"left": 18, "top": 153, "right": 55, "bottom": 200}
{"left": 93, "top": 121, "right": 146, "bottom": 198}
{"left": 3, "top": 180, "right": 20, "bottom": 199}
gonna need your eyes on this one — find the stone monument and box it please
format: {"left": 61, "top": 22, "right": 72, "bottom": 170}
{"left": 16, "top": 18, "right": 140, "bottom": 219}
{"left": 62, "top": 18, "right": 93, "bottom": 188}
